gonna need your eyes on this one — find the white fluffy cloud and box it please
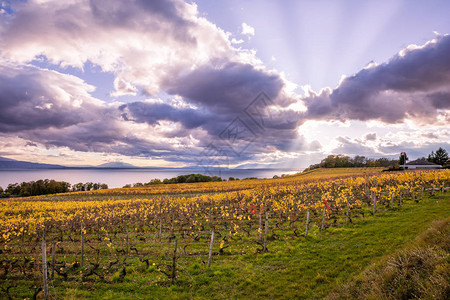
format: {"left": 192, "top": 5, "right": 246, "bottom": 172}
{"left": 241, "top": 22, "right": 255, "bottom": 36}
{"left": 0, "top": 61, "right": 103, "bottom": 132}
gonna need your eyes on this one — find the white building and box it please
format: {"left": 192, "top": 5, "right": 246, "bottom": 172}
{"left": 404, "top": 159, "right": 441, "bottom": 170}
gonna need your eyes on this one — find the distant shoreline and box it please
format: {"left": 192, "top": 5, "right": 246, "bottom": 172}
{"left": 0, "top": 168, "right": 300, "bottom": 189}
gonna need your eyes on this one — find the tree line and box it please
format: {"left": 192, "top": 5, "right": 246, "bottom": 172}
{"left": 305, "top": 147, "right": 448, "bottom": 172}
{"left": 124, "top": 173, "right": 224, "bottom": 188}
{"left": 304, "top": 155, "right": 399, "bottom": 171}
{"left": 0, "top": 180, "right": 108, "bottom": 198}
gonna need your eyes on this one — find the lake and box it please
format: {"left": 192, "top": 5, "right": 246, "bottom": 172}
{"left": 0, "top": 168, "right": 299, "bottom": 189}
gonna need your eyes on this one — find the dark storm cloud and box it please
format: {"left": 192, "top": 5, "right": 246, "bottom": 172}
{"left": 109, "top": 60, "right": 304, "bottom": 157}
{"left": 0, "top": 66, "right": 99, "bottom": 132}
{"left": 428, "top": 92, "right": 450, "bottom": 109}
{"left": 0, "top": 64, "right": 155, "bottom": 158}
{"left": 26, "top": 120, "right": 122, "bottom": 152}
{"left": 120, "top": 100, "right": 236, "bottom": 148}
{"left": 0, "top": 62, "right": 300, "bottom": 163}
{"left": 160, "top": 61, "right": 306, "bottom": 152}
{"left": 120, "top": 95, "right": 305, "bottom": 155}
{"left": 166, "top": 62, "right": 285, "bottom": 115}
{"left": 304, "top": 35, "right": 450, "bottom": 123}
{"left": 23, "top": 118, "right": 193, "bottom": 160}
{"left": 120, "top": 101, "right": 209, "bottom": 129}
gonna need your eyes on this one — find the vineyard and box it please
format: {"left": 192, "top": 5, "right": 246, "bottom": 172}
{"left": 0, "top": 168, "right": 449, "bottom": 299}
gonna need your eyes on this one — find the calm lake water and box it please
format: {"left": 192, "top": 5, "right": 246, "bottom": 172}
{"left": 0, "top": 168, "right": 298, "bottom": 189}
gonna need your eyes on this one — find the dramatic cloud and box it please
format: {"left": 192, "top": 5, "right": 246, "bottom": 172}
{"left": 0, "top": 0, "right": 307, "bottom": 164}
{"left": 166, "top": 62, "right": 284, "bottom": 114}
{"left": 0, "top": 0, "right": 233, "bottom": 95}
{"left": 0, "top": 0, "right": 307, "bottom": 160}
{"left": 124, "top": 61, "right": 303, "bottom": 152}
{"left": 120, "top": 100, "right": 210, "bottom": 130}
{"left": 0, "top": 62, "right": 193, "bottom": 160}
{"left": 0, "top": 62, "right": 103, "bottom": 133}
{"left": 304, "top": 34, "right": 450, "bottom": 124}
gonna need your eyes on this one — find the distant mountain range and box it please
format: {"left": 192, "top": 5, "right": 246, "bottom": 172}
{"left": 0, "top": 157, "right": 290, "bottom": 171}
{"left": 0, "top": 157, "right": 208, "bottom": 170}
{"left": 0, "top": 157, "right": 144, "bottom": 169}
{"left": 0, "top": 157, "right": 66, "bottom": 169}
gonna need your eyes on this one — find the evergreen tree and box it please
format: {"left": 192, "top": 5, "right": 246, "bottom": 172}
{"left": 431, "top": 147, "right": 448, "bottom": 165}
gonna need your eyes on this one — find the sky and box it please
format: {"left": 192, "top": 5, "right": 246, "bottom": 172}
{"left": 0, "top": 0, "right": 449, "bottom": 170}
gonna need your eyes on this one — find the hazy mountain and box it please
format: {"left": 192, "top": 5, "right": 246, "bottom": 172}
{"left": 233, "top": 163, "right": 290, "bottom": 170}
{"left": 0, "top": 157, "right": 15, "bottom": 162}
{"left": 97, "top": 162, "right": 138, "bottom": 168}
{"left": 0, "top": 157, "right": 66, "bottom": 169}
{"left": 0, "top": 157, "right": 290, "bottom": 171}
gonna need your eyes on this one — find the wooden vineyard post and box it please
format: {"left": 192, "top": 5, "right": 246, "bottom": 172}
{"left": 51, "top": 241, "right": 56, "bottom": 280}
{"left": 399, "top": 191, "right": 402, "bottom": 207}
{"left": 207, "top": 229, "right": 215, "bottom": 268}
{"left": 263, "top": 212, "right": 269, "bottom": 252}
{"left": 345, "top": 201, "right": 350, "bottom": 225}
{"left": 412, "top": 189, "right": 416, "bottom": 202}
{"left": 81, "top": 222, "right": 84, "bottom": 268}
{"left": 305, "top": 210, "right": 310, "bottom": 236}
{"left": 372, "top": 194, "right": 377, "bottom": 215}
{"left": 321, "top": 206, "right": 326, "bottom": 230}
{"left": 41, "top": 235, "right": 49, "bottom": 300}
{"left": 421, "top": 186, "right": 424, "bottom": 200}
{"left": 431, "top": 184, "right": 435, "bottom": 196}
{"left": 171, "top": 238, "right": 177, "bottom": 283}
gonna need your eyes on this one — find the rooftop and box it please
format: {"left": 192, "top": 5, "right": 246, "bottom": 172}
{"left": 405, "top": 159, "right": 440, "bottom": 166}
